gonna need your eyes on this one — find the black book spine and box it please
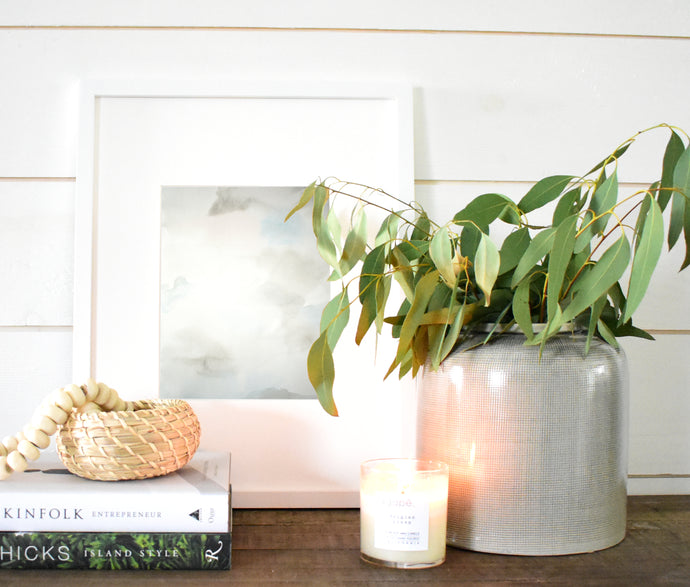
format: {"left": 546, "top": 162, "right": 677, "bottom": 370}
{"left": 0, "top": 531, "right": 231, "bottom": 570}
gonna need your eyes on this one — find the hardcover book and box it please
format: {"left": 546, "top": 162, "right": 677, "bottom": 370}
{"left": 0, "top": 530, "right": 231, "bottom": 570}
{"left": 0, "top": 451, "right": 231, "bottom": 533}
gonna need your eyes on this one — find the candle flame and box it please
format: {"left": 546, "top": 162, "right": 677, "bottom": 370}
{"left": 468, "top": 442, "right": 476, "bottom": 467}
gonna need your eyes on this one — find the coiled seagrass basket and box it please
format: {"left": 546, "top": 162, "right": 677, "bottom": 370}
{"left": 56, "top": 399, "right": 201, "bottom": 481}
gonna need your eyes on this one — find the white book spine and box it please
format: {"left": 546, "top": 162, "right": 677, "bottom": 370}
{"left": 0, "top": 494, "right": 230, "bottom": 533}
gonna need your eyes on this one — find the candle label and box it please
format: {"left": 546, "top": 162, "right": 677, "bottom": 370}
{"left": 373, "top": 495, "right": 429, "bottom": 551}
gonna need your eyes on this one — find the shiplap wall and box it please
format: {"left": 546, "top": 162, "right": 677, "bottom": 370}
{"left": 0, "top": 1, "right": 688, "bottom": 494}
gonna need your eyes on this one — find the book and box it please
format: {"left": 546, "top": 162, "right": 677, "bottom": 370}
{"left": 0, "top": 450, "right": 231, "bottom": 533}
{"left": 0, "top": 530, "right": 231, "bottom": 570}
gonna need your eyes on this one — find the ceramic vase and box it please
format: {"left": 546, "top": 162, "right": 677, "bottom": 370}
{"left": 416, "top": 330, "right": 629, "bottom": 555}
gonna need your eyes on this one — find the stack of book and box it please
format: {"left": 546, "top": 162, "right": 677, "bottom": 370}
{"left": 0, "top": 450, "right": 231, "bottom": 570}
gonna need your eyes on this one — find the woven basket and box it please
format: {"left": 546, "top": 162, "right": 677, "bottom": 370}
{"left": 56, "top": 399, "right": 201, "bottom": 481}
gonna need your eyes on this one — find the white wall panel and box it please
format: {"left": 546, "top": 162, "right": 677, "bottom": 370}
{"left": 0, "top": 328, "right": 72, "bottom": 443}
{"left": 0, "top": 6, "right": 687, "bottom": 491}
{"left": 2, "top": 0, "right": 689, "bottom": 37}
{"left": 0, "top": 181, "right": 74, "bottom": 325}
{"left": 0, "top": 30, "right": 688, "bottom": 180}
{"left": 625, "top": 335, "right": 690, "bottom": 476}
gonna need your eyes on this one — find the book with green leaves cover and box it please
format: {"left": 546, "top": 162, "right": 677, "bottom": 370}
{"left": 0, "top": 530, "right": 230, "bottom": 570}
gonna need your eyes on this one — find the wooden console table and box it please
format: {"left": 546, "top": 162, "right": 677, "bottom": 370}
{"left": 2, "top": 495, "right": 688, "bottom": 585}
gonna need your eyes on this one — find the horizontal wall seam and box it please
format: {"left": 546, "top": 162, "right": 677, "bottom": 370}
{"left": 0, "top": 177, "right": 75, "bottom": 182}
{"left": 0, "top": 25, "right": 688, "bottom": 41}
{"left": 629, "top": 474, "right": 690, "bottom": 479}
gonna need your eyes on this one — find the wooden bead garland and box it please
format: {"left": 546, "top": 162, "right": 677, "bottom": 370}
{"left": 0, "top": 379, "right": 132, "bottom": 480}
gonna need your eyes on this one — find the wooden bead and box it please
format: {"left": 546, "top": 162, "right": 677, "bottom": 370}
{"left": 100, "top": 390, "right": 121, "bottom": 411}
{"left": 78, "top": 402, "right": 103, "bottom": 414}
{"left": 85, "top": 379, "right": 100, "bottom": 401}
{"left": 39, "top": 403, "right": 69, "bottom": 425}
{"left": 17, "top": 440, "right": 40, "bottom": 461}
{"left": 112, "top": 397, "right": 128, "bottom": 411}
{"left": 7, "top": 450, "right": 27, "bottom": 473}
{"left": 65, "top": 384, "right": 86, "bottom": 407}
{"left": 30, "top": 414, "right": 58, "bottom": 436}
{"left": 2, "top": 436, "right": 18, "bottom": 452}
{"left": 23, "top": 426, "right": 50, "bottom": 450}
{"left": 96, "top": 382, "right": 111, "bottom": 403}
{"left": 51, "top": 388, "right": 74, "bottom": 412}
{"left": 0, "top": 457, "right": 12, "bottom": 480}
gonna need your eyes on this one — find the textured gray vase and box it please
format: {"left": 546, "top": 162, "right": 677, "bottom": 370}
{"left": 416, "top": 330, "right": 629, "bottom": 555}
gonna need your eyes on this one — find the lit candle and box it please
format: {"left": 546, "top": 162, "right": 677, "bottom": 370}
{"left": 360, "top": 458, "right": 449, "bottom": 568}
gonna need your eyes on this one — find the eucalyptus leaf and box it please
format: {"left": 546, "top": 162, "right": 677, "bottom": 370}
{"left": 512, "top": 276, "right": 535, "bottom": 340}
{"left": 285, "top": 181, "right": 316, "bottom": 221}
{"left": 552, "top": 186, "right": 583, "bottom": 225}
{"left": 429, "top": 227, "right": 457, "bottom": 286}
{"left": 394, "top": 270, "right": 440, "bottom": 367}
{"left": 562, "top": 235, "right": 631, "bottom": 323}
{"left": 660, "top": 130, "right": 685, "bottom": 210}
{"left": 546, "top": 214, "right": 579, "bottom": 320}
{"left": 511, "top": 227, "right": 557, "bottom": 288}
{"left": 498, "top": 227, "right": 531, "bottom": 275}
{"left": 307, "top": 331, "right": 337, "bottom": 416}
{"left": 585, "top": 141, "right": 632, "bottom": 176}
{"left": 320, "top": 289, "right": 350, "bottom": 350}
{"left": 669, "top": 146, "right": 690, "bottom": 251}
{"left": 623, "top": 195, "right": 663, "bottom": 323}
{"left": 517, "top": 175, "right": 574, "bottom": 214}
{"left": 337, "top": 208, "right": 368, "bottom": 276}
{"left": 475, "top": 232, "right": 500, "bottom": 305}
{"left": 453, "top": 193, "right": 515, "bottom": 227}
{"left": 355, "top": 244, "right": 387, "bottom": 344}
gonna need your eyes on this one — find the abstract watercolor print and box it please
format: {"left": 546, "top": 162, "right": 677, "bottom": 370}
{"left": 159, "top": 186, "right": 329, "bottom": 399}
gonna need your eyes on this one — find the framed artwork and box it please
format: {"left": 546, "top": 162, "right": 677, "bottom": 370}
{"left": 74, "top": 80, "right": 414, "bottom": 506}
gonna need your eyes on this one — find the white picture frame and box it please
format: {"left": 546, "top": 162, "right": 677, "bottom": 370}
{"left": 73, "top": 80, "right": 415, "bottom": 507}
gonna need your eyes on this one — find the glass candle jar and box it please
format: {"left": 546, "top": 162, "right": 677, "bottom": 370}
{"left": 360, "top": 458, "right": 449, "bottom": 569}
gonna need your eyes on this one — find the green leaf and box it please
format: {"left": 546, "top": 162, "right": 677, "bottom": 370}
{"left": 307, "top": 331, "right": 337, "bottom": 416}
{"left": 394, "top": 270, "right": 440, "bottom": 366}
{"left": 597, "top": 319, "right": 619, "bottom": 348}
{"left": 375, "top": 213, "right": 400, "bottom": 247}
{"left": 623, "top": 195, "right": 663, "bottom": 322}
{"left": 356, "top": 245, "right": 387, "bottom": 344}
{"left": 375, "top": 274, "right": 392, "bottom": 332}
{"left": 320, "top": 289, "right": 350, "bottom": 349}
{"left": 546, "top": 214, "right": 579, "bottom": 320}
{"left": 575, "top": 171, "right": 619, "bottom": 253}
{"left": 312, "top": 183, "right": 329, "bottom": 235}
{"left": 453, "top": 193, "right": 516, "bottom": 227}
{"left": 498, "top": 227, "right": 531, "bottom": 275}
{"left": 337, "top": 208, "right": 367, "bottom": 276}
{"left": 585, "top": 295, "right": 608, "bottom": 354}
{"left": 659, "top": 130, "right": 685, "bottom": 211}
{"left": 585, "top": 141, "right": 632, "bottom": 176}
{"left": 512, "top": 276, "right": 536, "bottom": 340}
{"left": 511, "top": 227, "right": 557, "bottom": 287}
{"left": 390, "top": 246, "right": 415, "bottom": 301}
{"left": 552, "top": 186, "right": 584, "bottom": 226}
{"left": 669, "top": 145, "right": 690, "bottom": 251}
{"left": 475, "top": 233, "right": 500, "bottom": 305}
{"left": 435, "top": 301, "right": 468, "bottom": 368}
{"left": 517, "top": 175, "right": 574, "bottom": 214}
{"left": 410, "top": 213, "right": 431, "bottom": 241}
{"left": 589, "top": 169, "right": 619, "bottom": 234}
{"left": 429, "top": 227, "right": 457, "bottom": 286}
{"left": 316, "top": 220, "right": 339, "bottom": 269}
{"left": 285, "top": 181, "right": 316, "bottom": 221}
{"left": 562, "top": 235, "right": 631, "bottom": 323}
{"left": 460, "top": 223, "right": 482, "bottom": 259}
